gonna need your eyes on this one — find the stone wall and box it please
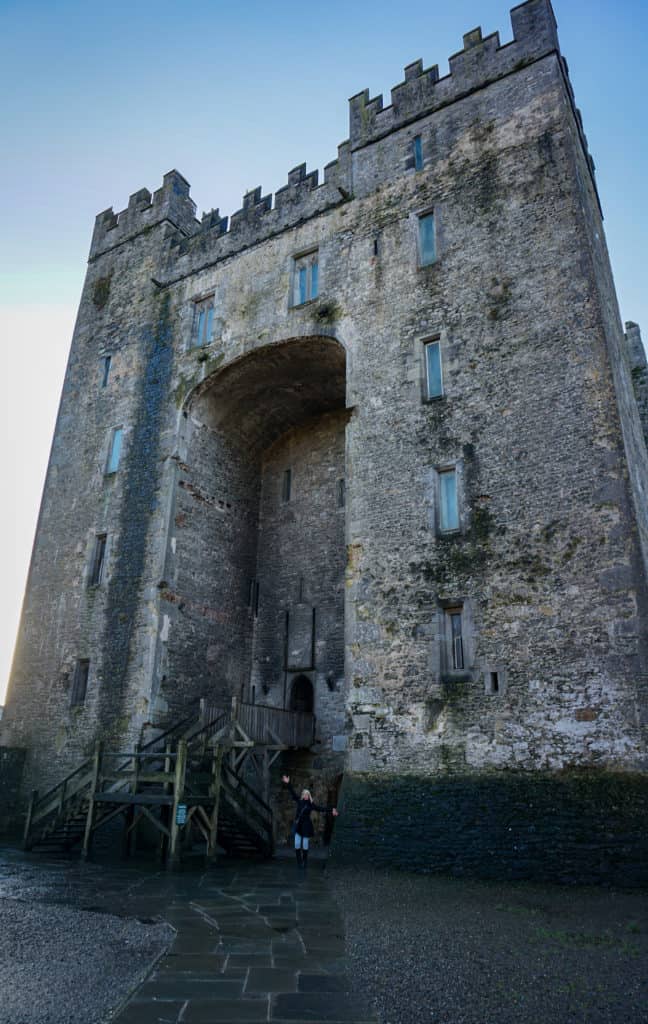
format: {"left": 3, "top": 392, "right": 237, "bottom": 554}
{"left": 332, "top": 771, "right": 648, "bottom": 887}
{"left": 0, "top": 748, "right": 26, "bottom": 835}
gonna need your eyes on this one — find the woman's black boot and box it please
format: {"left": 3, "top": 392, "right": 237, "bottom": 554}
{"left": 295, "top": 849, "right": 303, "bottom": 867}
{"left": 302, "top": 850, "right": 308, "bottom": 869}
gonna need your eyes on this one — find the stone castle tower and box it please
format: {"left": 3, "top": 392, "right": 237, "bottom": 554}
{"left": 3, "top": 0, "right": 648, "bottom": 880}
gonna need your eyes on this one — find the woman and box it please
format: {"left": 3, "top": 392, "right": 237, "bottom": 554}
{"left": 282, "top": 775, "right": 339, "bottom": 868}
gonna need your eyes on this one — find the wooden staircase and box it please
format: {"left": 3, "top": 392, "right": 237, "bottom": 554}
{"left": 23, "top": 699, "right": 313, "bottom": 867}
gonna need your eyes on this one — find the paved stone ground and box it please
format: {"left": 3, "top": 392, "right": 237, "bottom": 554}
{"left": 0, "top": 846, "right": 374, "bottom": 1024}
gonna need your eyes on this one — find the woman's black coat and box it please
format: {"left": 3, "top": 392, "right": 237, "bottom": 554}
{"left": 286, "top": 783, "right": 331, "bottom": 837}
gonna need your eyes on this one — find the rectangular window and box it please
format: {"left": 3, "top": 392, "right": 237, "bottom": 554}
{"left": 191, "top": 297, "right": 215, "bottom": 348}
{"left": 292, "top": 251, "right": 319, "bottom": 306}
{"left": 282, "top": 468, "right": 292, "bottom": 502}
{"left": 413, "top": 135, "right": 423, "bottom": 171}
{"left": 101, "top": 355, "right": 111, "bottom": 388}
{"left": 439, "top": 469, "right": 459, "bottom": 531}
{"left": 418, "top": 212, "right": 436, "bottom": 266}
{"left": 70, "top": 660, "right": 90, "bottom": 707}
{"left": 337, "top": 478, "right": 345, "bottom": 508}
{"left": 89, "top": 534, "right": 107, "bottom": 586}
{"left": 106, "top": 427, "right": 123, "bottom": 474}
{"left": 447, "top": 611, "right": 464, "bottom": 670}
{"left": 424, "top": 339, "right": 443, "bottom": 399}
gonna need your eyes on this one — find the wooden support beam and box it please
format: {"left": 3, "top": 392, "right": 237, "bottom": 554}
{"left": 127, "top": 742, "right": 141, "bottom": 858}
{"left": 168, "top": 738, "right": 187, "bottom": 870}
{"left": 207, "top": 746, "right": 223, "bottom": 865}
{"left": 159, "top": 740, "right": 172, "bottom": 863}
{"left": 81, "top": 741, "right": 103, "bottom": 861}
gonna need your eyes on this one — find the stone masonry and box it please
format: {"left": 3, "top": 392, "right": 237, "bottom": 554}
{"left": 2, "top": 0, "right": 648, "bottom": 880}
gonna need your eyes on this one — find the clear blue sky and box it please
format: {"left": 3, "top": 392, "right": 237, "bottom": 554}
{"left": 0, "top": 0, "right": 646, "bottom": 700}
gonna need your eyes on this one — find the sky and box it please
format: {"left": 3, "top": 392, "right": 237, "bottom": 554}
{"left": 0, "top": 0, "right": 646, "bottom": 703}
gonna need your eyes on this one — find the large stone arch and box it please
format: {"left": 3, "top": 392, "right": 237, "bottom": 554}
{"left": 161, "top": 336, "right": 349, "bottom": 764}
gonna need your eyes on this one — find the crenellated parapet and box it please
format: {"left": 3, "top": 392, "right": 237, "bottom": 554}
{"left": 90, "top": 170, "right": 199, "bottom": 260}
{"left": 90, "top": 0, "right": 590, "bottom": 271}
{"left": 349, "top": 0, "right": 559, "bottom": 149}
{"left": 165, "top": 140, "right": 352, "bottom": 270}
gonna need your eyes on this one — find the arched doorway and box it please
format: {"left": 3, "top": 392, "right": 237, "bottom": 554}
{"left": 167, "top": 336, "right": 347, "bottom": 719}
{"left": 290, "top": 675, "right": 314, "bottom": 713}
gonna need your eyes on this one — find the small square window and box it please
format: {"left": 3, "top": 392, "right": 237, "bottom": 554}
{"left": 89, "top": 534, "right": 107, "bottom": 586}
{"left": 418, "top": 212, "right": 436, "bottom": 266}
{"left": 424, "top": 339, "right": 443, "bottom": 399}
{"left": 191, "top": 297, "right": 215, "bottom": 348}
{"left": 282, "top": 468, "right": 292, "bottom": 502}
{"left": 292, "top": 251, "right": 318, "bottom": 306}
{"left": 70, "top": 659, "right": 90, "bottom": 707}
{"left": 106, "top": 427, "right": 123, "bottom": 474}
{"left": 100, "top": 355, "right": 111, "bottom": 388}
{"left": 438, "top": 468, "right": 459, "bottom": 532}
{"left": 413, "top": 135, "right": 423, "bottom": 171}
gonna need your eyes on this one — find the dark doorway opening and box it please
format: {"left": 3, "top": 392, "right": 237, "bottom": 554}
{"left": 290, "top": 675, "right": 314, "bottom": 713}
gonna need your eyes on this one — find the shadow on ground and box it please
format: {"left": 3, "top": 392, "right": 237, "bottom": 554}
{"left": 331, "top": 865, "right": 648, "bottom": 1024}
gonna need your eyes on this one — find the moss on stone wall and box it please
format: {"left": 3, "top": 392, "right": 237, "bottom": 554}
{"left": 331, "top": 770, "right": 648, "bottom": 887}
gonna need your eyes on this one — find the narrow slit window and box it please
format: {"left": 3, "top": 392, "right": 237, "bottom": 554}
{"left": 101, "top": 355, "right": 112, "bottom": 388}
{"left": 282, "top": 468, "right": 292, "bottom": 502}
{"left": 70, "top": 660, "right": 90, "bottom": 707}
{"left": 337, "top": 478, "right": 345, "bottom": 508}
{"left": 448, "top": 611, "right": 464, "bottom": 670}
{"left": 89, "top": 533, "right": 107, "bottom": 586}
{"left": 413, "top": 135, "right": 423, "bottom": 171}
{"left": 292, "top": 251, "right": 319, "bottom": 306}
{"left": 106, "top": 427, "right": 123, "bottom": 474}
{"left": 490, "top": 671, "right": 500, "bottom": 693}
{"left": 418, "top": 212, "right": 436, "bottom": 266}
{"left": 439, "top": 469, "right": 459, "bottom": 531}
{"left": 425, "top": 339, "right": 443, "bottom": 398}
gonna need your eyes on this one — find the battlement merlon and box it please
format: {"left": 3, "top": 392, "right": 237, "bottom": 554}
{"left": 90, "top": 169, "right": 199, "bottom": 260}
{"left": 349, "top": 0, "right": 559, "bottom": 149}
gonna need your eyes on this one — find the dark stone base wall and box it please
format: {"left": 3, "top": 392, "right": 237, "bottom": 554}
{"left": 0, "top": 748, "right": 26, "bottom": 835}
{"left": 330, "top": 771, "right": 648, "bottom": 887}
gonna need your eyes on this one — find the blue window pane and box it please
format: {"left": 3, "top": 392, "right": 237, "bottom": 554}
{"left": 425, "top": 341, "right": 443, "bottom": 398}
{"left": 299, "top": 267, "right": 307, "bottom": 305}
{"left": 107, "top": 427, "right": 123, "bottom": 474}
{"left": 413, "top": 135, "right": 423, "bottom": 171}
{"left": 419, "top": 213, "right": 436, "bottom": 265}
{"left": 439, "top": 470, "right": 459, "bottom": 531}
{"left": 205, "top": 306, "right": 214, "bottom": 343}
{"left": 197, "top": 309, "right": 206, "bottom": 346}
{"left": 310, "top": 261, "right": 318, "bottom": 299}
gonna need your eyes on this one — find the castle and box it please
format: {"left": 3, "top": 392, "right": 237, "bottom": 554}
{"left": 2, "top": 0, "right": 648, "bottom": 881}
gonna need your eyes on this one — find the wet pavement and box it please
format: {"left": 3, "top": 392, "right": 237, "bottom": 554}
{"left": 0, "top": 846, "right": 375, "bottom": 1024}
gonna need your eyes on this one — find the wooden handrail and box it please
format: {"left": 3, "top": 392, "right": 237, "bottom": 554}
{"left": 222, "top": 761, "right": 272, "bottom": 818}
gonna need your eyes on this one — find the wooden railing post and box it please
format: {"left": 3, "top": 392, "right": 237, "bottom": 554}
{"left": 206, "top": 745, "right": 223, "bottom": 864}
{"left": 81, "top": 741, "right": 103, "bottom": 861}
{"left": 123, "top": 742, "right": 140, "bottom": 858}
{"left": 23, "top": 790, "right": 38, "bottom": 850}
{"left": 168, "top": 739, "right": 187, "bottom": 870}
{"left": 159, "top": 740, "right": 172, "bottom": 863}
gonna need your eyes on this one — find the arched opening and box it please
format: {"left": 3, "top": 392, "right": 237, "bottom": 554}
{"left": 290, "top": 675, "right": 314, "bottom": 713}
{"left": 162, "top": 335, "right": 348, "bottom": 765}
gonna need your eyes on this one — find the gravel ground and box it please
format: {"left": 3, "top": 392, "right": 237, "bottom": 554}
{"left": 330, "top": 867, "right": 648, "bottom": 1024}
{"left": 0, "top": 898, "right": 173, "bottom": 1024}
